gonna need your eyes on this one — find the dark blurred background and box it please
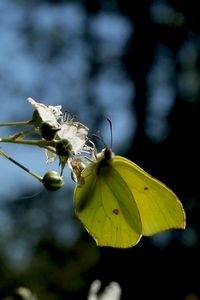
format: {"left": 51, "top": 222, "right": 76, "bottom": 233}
{"left": 0, "top": 0, "right": 199, "bottom": 299}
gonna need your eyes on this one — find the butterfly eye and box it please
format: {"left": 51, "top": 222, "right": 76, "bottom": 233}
{"left": 42, "top": 171, "right": 64, "bottom": 191}
{"left": 40, "top": 122, "right": 60, "bottom": 141}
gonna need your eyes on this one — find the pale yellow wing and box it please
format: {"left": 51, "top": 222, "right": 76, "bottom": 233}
{"left": 110, "top": 156, "right": 186, "bottom": 236}
{"left": 74, "top": 162, "right": 142, "bottom": 248}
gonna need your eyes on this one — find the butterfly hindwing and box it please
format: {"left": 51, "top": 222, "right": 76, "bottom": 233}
{"left": 74, "top": 160, "right": 142, "bottom": 248}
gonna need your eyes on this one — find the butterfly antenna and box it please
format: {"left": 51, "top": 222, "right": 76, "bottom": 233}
{"left": 92, "top": 131, "right": 105, "bottom": 146}
{"left": 92, "top": 118, "right": 113, "bottom": 149}
{"left": 106, "top": 117, "right": 113, "bottom": 149}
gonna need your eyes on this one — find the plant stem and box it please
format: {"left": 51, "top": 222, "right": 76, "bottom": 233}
{"left": 0, "top": 149, "right": 43, "bottom": 182}
{"left": 0, "top": 120, "right": 32, "bottom": 127}
{"left": 0, "top": 137, "right": 56, "bottom": 150}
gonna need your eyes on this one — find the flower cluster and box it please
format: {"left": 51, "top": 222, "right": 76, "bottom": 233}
{"left": 0, "top": 97, "right": 96, "bottom": 191}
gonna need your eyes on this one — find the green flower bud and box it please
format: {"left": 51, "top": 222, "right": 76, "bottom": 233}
{"left": 40, "top": 122, "right": 60, "bottom": 141}
{"left": 56, "top": 139, "right": 72, "bottom": 157}
{"left": 31, "top": 110, "right": 42, "bottom": 128}
{"left": 42, "top": 171, "right": 64, "bottom": 191}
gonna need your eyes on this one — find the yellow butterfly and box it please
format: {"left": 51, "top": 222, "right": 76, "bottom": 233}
{"left": 73, "top": 147, "right": 186, "bottom": 248}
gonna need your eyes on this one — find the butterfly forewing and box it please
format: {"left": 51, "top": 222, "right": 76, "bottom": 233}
{"left": 111, "top": 156, "right": 186, "bottom": 236}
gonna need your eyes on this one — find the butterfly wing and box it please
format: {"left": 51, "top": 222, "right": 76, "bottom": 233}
{"left": 74, "top": 162, "right": 142, "bottom": 248}
{"left": 111, "top": 156, "right": 186, "bottom": 236}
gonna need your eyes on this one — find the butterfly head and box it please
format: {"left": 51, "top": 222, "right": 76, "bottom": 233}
{"left": 103, "top": 147, "right": 113, "bottom": 161}
{"left": 95, "top": 147, "right": 114, "bottom": 176}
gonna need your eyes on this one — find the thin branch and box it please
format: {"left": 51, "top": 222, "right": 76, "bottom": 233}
{"left": 0, "top": 120, "right": 32, "bottom": 127}
{"left": 0, "top": 148, "right": 43, "bottom": 182}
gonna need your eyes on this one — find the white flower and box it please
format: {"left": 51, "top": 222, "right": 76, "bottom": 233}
{"left": 45, "top": 120, "right": 89, "bottom": 163}
{"left": 57, "top": 121, "right": 89, "bottom": 154}
{"left": 27, "top": 97, "right": 62, "bottom": 128}
{"left": 27, "top": 97, "right": 90, "bottom": 173}
{"left": 87, "top": 280, "right": 121, "bottom": 300}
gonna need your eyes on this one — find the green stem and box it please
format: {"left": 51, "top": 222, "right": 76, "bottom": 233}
{"left": 0, "top": 120, "right": 32, "bottom": 127}
{"left": 0, "top": 137, "right": 56, "bottom": 151}
{"left": 9, "top": 128, "right": 36, "bottom": 140}
{"left": 0, "top": 149, "right": 43, "bottom": 182}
